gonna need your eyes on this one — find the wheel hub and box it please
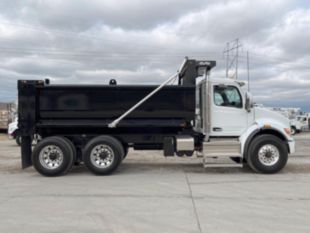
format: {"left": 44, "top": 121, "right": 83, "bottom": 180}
{"left": 49, "top": 152, "right": 59, "bottom": 161}
{"left": 90, "top": 144, "right": 114, "bottom": 168}
{"left": 39, "top": 145, "right": 64, "bottom": 170}
{"left": 99, "top": 151, "right": 109, "bottom": 160}
{"left": 258, "top": 144, "right": 280, "bottom": 166}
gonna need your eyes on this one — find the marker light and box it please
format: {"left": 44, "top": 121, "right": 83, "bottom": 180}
{"left": 263, "top": 124, "right": 271, "bottom": 129}
{"left": 284, "top": 128, "right": 291, "bottom": 136}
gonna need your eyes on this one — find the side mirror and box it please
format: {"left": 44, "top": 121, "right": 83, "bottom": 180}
{"left": 245, "top": 91, "right": 253, "bottom": 112}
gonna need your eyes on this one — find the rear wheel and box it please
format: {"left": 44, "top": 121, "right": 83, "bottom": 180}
{"left": 247, "top": 135, "right": 288, "bottom": 174}
{"left": 83, "top": 136, "right": 124, "bottom": 175}
{"left": 123, "top": 145, "right": 129, "bottom": 160}
{"left": 59, "top": 136, "right": 77, "bottom": 163}
{"left": 32, "top": 136, "right": 75, "bottom": 176}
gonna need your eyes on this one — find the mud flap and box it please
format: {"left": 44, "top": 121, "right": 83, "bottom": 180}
{"left": 21, "top": 136, "right": 32, "bottom": 168}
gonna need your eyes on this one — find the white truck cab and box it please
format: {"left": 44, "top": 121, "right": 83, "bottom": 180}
{"left": 196, "top": 74, "right": 294, "bottom": 173}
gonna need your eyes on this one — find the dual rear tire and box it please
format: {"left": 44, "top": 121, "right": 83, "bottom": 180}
{"left": 32, "top": 135, "right": 124, "bottom": 176}
{"left": 83, "top": 136, "right": 124, "bottom": 175}
{"left": 32, "top": 136, "right": 76, "bottom": 176}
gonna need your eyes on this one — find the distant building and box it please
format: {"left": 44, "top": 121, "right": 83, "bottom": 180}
{"left": 0, "top": 102, "right": 17, "bottom": 130}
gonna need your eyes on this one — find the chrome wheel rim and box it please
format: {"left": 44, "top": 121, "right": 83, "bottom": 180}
{"left": 39, "top": 145, "right": 64, "bottom": 169}
{"left": 258, "top": 144, "right": 280, "bottom": 166}
{"left": 90, "top": 144, "right": 114, "bottom": 168}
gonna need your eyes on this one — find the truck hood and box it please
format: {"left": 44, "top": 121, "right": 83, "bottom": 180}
{"left": 254, "top": 107, "right": 290, "bottom": 128}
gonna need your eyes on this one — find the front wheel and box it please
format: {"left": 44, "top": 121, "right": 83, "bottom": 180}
{"left": 247, "top": 135, "right": 288, "bottom": 174}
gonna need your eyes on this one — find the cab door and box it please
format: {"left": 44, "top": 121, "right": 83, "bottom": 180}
{"left": 210, "top": 84, "right": 248, "bottom": 136}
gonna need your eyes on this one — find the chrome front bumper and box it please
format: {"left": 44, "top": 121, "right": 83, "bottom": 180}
{"left": 288, "top": 140, "right": 295, "bottom": 154}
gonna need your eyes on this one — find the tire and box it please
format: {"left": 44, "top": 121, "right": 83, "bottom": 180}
{"left": 290, "top": 127, "right": 296, "bottom": 135}
{"left": 59, "top": 136, "right": 77, "bottom": 163}
{"left": 83, "top": 136, "right": 124, "bottom": 175}
{"left": 15, "top": 134, "right": 21, "bottom": 146}
{"left": 32, "top": 136, "right": 75, "bottom": 176}
{"left": 176, "top": 151, "right": 193, "bottom": 157}
{"left": 123, "top": 145, "right": 129, "bottom": 160}
{"left": 247, "top": 135, "right": 288, "bottom": 174}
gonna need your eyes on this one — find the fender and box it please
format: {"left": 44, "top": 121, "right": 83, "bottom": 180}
{"left": 240, "top": 119, "right": 293, "bottom": 157}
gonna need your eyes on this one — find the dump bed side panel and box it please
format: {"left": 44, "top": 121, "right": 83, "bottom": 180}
{"left": 38, "top": 85, "right": 195, "bottom": 122}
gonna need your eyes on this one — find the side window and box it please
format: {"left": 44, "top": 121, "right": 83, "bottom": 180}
{"left": 214, "top": 85, "right": 242, "bottom": 108}
{"left": 214, "top": 92, "right": 224, "bottom": 106}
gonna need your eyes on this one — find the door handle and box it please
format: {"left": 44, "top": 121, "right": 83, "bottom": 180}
{"left": 213, "top": 127, "right": 222, "bottom": 132}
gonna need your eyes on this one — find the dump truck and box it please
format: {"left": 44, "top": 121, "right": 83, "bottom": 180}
{"left": 18, "top": 58, "right": 295, "bottom": 176}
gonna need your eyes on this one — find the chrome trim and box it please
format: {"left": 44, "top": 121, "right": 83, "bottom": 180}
{"left": 39, "top": 145, "right": 64, "bottom": 170}
{"left": 258, "top": 144, "right": 280, "bottom": 166}
{"left": 176, "top": 136, "right": 194, "bottom": 151}
{"left": 90, "top": 144, "right": 114, "bottom": 168}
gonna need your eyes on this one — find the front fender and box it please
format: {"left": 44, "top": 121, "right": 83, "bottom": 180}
{"left": 240, "top": 119, "right": 294, "bottom": 155}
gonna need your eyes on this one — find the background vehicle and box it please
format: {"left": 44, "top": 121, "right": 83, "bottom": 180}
{"left": 296, "top": 114, "right": 310, "bottom": 131}
{"left": 8, "top": 118, "right": 39, "bottom": 146}
{"left": 18, "top": 58, "right": 295, "bottom": 176}
{"left": 8, "top": 118, "right": 21, "bottom": 145}
{"left": 266, "top": 107, "right": 306, "bottom": 135}
{"left": 290, "top": 118, "right": 303, "bottom": 135}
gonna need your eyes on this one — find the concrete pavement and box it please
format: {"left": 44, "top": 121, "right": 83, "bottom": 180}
{"left": 0, "top": 133, "right": 309, "bottom": 233}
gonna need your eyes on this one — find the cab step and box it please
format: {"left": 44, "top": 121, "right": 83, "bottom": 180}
{"left": 203, "top": 163, "right": 243, "bottom": 168}
{"left": 202, "top": 139, "right": 243, "bottom": 168}
{"left": 203, "top": 156, "right": 243, "bottom": 168}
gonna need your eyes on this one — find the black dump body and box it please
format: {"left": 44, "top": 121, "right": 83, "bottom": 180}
{"left": 39, "top": 85, "right": 195, "bottom": 126}
{"left": 18, "top": 59, "right": 216, "bottom": 168}
{"left": 19, "top": 82, "right": 195, "bottom": 132}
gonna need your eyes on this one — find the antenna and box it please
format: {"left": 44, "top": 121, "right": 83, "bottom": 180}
{"left": 223, "top": 38, "right": 242, "bottom": 79}
{"left": 247, "top": 50, "right": 250, "bottom": 91}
